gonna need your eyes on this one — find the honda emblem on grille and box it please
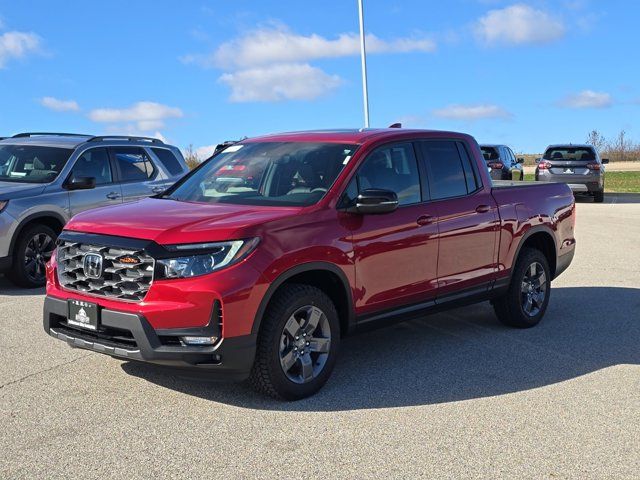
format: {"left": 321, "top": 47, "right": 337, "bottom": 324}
{"left": 83, "top": 253, "right": 103, "bottom": 279}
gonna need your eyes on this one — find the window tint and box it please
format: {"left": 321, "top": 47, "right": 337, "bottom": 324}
{"left": 113, "top": 148, "right": 155, "bottom": 181}
{"left": 457, "top": 143, "right": 479, "bottom": 193}
{"left": 72, "top": 148, "right": 112, "bottom": 185}
{"left": 356, "top": 143, "right": 421, "bottom": 206}
{"left": 152, "top": 148, "right": 184, "bottom": 176}
{"left": 543, "top": 147, "right": 595, "bottom": 161}
{"left": 420, "top": 141, "right": 468, "bottom": 200}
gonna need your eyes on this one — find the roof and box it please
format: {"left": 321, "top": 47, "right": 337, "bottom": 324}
{"left": 545, "top": 144, "right": 594, "bottom": 149}
{"left": 244, "top": 128, "right": 469, "bottom": 144}
{"left": 479, "top": 144, "right": 505, "bottom": 149}
{"left": 0, "top": 134, "right": 91, "bottom": 148}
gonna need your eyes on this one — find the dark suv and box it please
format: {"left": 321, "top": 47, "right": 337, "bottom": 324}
{"left": 480, "top": 144, "right": 524, "bottom": 181}
{"left": 0, "top": 133, "right": 188, "bottom": 287}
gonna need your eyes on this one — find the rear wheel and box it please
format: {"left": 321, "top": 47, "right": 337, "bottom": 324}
{"left": 250, "top": 284, "right": 340, "bottom": 400}
{"left": 493, "top": 247, "right": 551, "bottom": 328}
{"left": 8, "top": 224, "right": 56, "bottom": 288}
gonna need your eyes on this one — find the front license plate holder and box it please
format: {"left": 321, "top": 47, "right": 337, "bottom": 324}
{"left": 67, "top": 299, "right": 99, "bottom": 331}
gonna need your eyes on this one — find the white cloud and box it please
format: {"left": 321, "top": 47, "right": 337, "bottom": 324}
{"left": 432, "top": 104, "right": 512, "bottom": 120}
{"left": 88, "top": 101, "right": 183, "bottom": 131}
{"left": 194, "top": 144, "right": 217, "bottom": 159}
{"left": 559, "top": 90, "right": 612, "bottom": 109}
{"left": 183, "top": 25, "right": 436, "bottom": 69}
{"left": 40, "top": 96, "right": 80, "bottom": 112}
{"left": 475, "top": 4, "right": 565, "bottom": 46}
{"left": 219, "top": 63, "right": 342, "bottom": 102}
{"left": 0, "top": 31, "right": 41, "bottom": 68}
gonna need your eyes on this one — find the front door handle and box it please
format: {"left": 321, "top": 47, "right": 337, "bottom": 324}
{"left": 151, "top": 186, "right": 165, "bottom": 193}
{"left": 475, "top": 204, "right": 491, "bottom": 213}
{"left": 106, "top": 192, "right": 121, "bottom": 200}
{"left": 417, "top": 215, "right": 436, "bottom": 226}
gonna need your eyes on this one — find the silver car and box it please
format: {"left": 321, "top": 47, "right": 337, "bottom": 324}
{"left": 535, "top": 144, "right": 608, "bottom": 203}
{"left": 0, "top": 132, "right": 189, "bottom": 287}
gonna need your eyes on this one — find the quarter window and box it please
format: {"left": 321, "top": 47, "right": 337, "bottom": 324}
{"left": 112, "top": 148, "right": 155, "bottom": 181}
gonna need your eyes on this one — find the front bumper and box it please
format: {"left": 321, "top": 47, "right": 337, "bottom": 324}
{"left": 43, "top": 295, "right": 257, "bottom": 380}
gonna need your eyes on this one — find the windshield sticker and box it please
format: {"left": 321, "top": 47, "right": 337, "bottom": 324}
{"left": 342, "top": 155, "right": 352, "bottom": 165}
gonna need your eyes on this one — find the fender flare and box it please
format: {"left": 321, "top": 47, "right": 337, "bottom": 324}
{"left": 251, "top": 261, "right": 355, "bottom": 335}
{"left": 8, "top": 211, "right": 67, "bottom": 257}
{"left": 511, "top": 224, "right": 558, "bottom": 277}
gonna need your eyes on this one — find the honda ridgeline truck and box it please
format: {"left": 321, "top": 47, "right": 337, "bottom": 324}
{"left": 43, "top": 129, "right": 576, "bottom": 400}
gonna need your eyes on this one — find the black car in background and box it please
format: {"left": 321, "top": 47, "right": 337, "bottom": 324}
{"left": 480, "top": 144, "right": 524, "bottom": 181}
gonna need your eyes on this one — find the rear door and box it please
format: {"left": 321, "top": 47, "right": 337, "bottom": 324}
{"left": 417, "top": 140, "right": 499, "bottom": 297}
{"left": 348, "top": 142, "right": 439, "bottom": 316}
{"left": 110, "top": 147, "right": 166, "bottom": 202}
{"left": 67, "top": 147, "right": 123, "bottom": 215}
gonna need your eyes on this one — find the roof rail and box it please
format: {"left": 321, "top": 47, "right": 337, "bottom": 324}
{"left": 12, "top": 132, "right": 92, "bottom": 138}
{"left": 86, "top": 135, "right": 164, "bottom": 144}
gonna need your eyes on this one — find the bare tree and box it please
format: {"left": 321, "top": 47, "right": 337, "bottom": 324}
{"left": 586, "top": 130, "right": 607, "bottom": 154}
{"left": 605, "top": 130, "right": 635, "bottom": 162}
{"left": 183, "top": 144, "right": 200, "bottom": 170}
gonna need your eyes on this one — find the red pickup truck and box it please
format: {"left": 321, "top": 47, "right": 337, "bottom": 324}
{"left": 43, "top": 129, "right": 576, "bottom": 399}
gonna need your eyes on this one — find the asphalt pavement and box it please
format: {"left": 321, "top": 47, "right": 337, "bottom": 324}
{"left": 1, "top": 193, "right": 639, "bottom": 479}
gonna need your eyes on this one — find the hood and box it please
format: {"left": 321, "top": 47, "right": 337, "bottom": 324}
{"left": 0, "top": 181, "right": 46, "bottom": 200}
{"left": 66, "top": 197, "right": 302, "bottom": 245}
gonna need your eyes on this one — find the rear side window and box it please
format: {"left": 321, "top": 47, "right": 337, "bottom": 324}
{"left": 419, "top": 141, "right": 469, "bottom": 200}
{"left": 112, "top": 148, "right": 155, "bottom": 181}
{"left": 152, "top": 148, "right": 184, "bottom": 176}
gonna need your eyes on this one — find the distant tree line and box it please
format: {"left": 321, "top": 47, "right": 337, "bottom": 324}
{"left": 586, "top": 130, "right": 640, "bottom": 162}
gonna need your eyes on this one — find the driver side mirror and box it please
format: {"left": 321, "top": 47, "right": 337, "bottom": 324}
{"left": 602, "top": 158, "right": 610, "bottom": 164}
{"left": 65, "top": 176, "right": 96, "bottom": 191}
{"left": 535, "top": 157, "right": 542, "bottom": 163}
{"left": 517, "top": 157, "right": 525, "bottom": 164}
{"left": 343, "top": 188, "right": 399, "bottom": 214}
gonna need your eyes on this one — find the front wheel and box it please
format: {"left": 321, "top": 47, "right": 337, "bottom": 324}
{"left": 8, "top": 224, "right": 56, "bottom": 288}
{"left": 493, "top": 248, "right": 551, "bottom": 328}
{"left": 250, "top": 284, "right": 340, "bottom": 400}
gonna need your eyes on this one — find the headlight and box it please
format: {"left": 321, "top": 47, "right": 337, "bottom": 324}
{"left": 0, "top": 200, "right": 8, "bottom": 213}
{"left": 157, "top": 238, "right": 260, "bottom": 279}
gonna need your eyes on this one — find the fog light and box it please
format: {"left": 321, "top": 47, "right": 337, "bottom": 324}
{"left": 180, "top": 336, "right": 218, "bottom": 346}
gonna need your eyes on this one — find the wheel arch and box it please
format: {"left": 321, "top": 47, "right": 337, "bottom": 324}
{"left": 252, "top": 262, "right": 355, "bottom": 337}
{"left": 9, "top": 212, "right": 66, "bottom": 257}
{"left": 512, "top": 226, "right": 558, "bottom": 279}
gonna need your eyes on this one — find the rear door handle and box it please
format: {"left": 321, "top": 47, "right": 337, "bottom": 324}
{"left": 417, "top": 215, "right": 436, "bottom": 226}
{"left": 106, "top": 192, "right": 121, "bottom": 200}
{"left": 475, "top": 204, "right": 491, "bottom": 213}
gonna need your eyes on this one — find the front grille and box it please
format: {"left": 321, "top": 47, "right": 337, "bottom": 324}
{"left": 57, "top": 240, "right": 154, "bottom": 302}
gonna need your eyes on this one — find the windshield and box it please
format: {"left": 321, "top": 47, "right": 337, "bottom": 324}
{"left": 0, "top": 144, "right": 73, "bottom": 183}
{"left": 166, "top": 142, "right": 358, "bottom": 207}
{"left": 544, "top": 147, "right": 596, "bottom": 161}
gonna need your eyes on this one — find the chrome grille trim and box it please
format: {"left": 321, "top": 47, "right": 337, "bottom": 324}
{"left": 57, "top": 241, "right": 155, "bottom": 302}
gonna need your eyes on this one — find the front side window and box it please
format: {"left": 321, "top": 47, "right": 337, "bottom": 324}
{"left": 353, "top": 143, "right": 421, "bottom": 206}
{"left": 0, "top": 144, "right": 73, "bottom": 184}
{"left": 166, "top": 142, "right": 357, "bottom": 207}
{"left": 113, "top": 148, "right": 155, "bottom": 181}
{"left": 71, "top": 148, "right": 112, "bottom": 185}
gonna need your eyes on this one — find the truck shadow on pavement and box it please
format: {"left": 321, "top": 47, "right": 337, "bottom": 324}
{"left": 121, "top": 286, "right": 640, "bottom": 411}
{"left": 0, "top": 275, "right": 45, "bottom": 296}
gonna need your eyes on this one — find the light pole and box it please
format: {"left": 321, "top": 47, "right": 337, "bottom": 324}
{"left": 358, "top": 0, "right": 370, "bottom": 128}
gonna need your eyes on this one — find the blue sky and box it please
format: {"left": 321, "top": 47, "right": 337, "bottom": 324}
{"left": 0, "top": 0, "right": 637, "bottom": 155}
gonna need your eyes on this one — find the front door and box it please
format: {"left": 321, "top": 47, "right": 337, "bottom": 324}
{"left": 68, "top": 147, "right": 122, "bottom": 216}
{"left": 110, "top": 147, "right": 165, "bottom": 202}
{"left": 348, "top": 142, "right": 439, "bottom": 316}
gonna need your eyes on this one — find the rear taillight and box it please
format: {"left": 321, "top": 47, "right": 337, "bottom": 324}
{"left": 488, "top": 162, "right": 503, "bottom": 170}
{"left": 537, "top": 161, "right": 552, "bottom": 170}
{"left": 586, "top": 163, "right": 601, "bottom": 170}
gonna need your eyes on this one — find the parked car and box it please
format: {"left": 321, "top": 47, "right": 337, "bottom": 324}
{"left": 0, "top": 132, "right": 189, "bottom": 287}
{"left": 43, "top": 128, "right": 576, "bottom": 400}
{"left": 480, "top": 144, "right": 524, "bottom": 181}
{"left": 535, "top": 144, "right": 608, "bottom": 203}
